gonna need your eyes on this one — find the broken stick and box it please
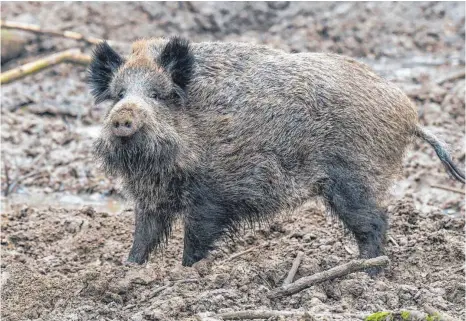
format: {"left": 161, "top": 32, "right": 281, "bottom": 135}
{"left": 222, "top": 245, "right": 262, "bottom": 263}
{"left": 430, "top": 184, "right": 465, "bottom": 195}
{"left": 218, "top": 310, "right": 302, "bottom": 320}
{"left": 283, "top": 251, "right": 304, "bottom": 286}
{"left": 1, "top": 19, "right": 102, "bottom": 45}
{"left": 268, "top": 256, "right": 390, "bottom": 299}
{"left": 217, "top": 310, "right": 366, "bottom": 320}
{"left": 0, "top": 19, "right": 127, "bottom": 48}
{"left": 0, "top": 49, "right": 91, "bottom": 84}
{"left": 436, "top": 70, "right": 466, "bottom": 86}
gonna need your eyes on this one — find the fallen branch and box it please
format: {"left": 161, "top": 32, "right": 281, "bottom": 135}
{"left": 7, "top": 170, "right": 43, "bottom": 195}
{"left": 268, "top": 256, "right": 390, "bottom": 299}
{"left": 424, "top": 304, "right": 458, "bottom": 321}
{"left": 1, "top": 19, "right": 102, "bottom": 45}
{"left": 436, "top": 70, "right": 466, "bottom": 86}
{"left": 365, "top": 309, "right": 461, "bottom": 321}
{"left": 283, "top": 251, "right": 304, "bottom": 286}
{"left": 344, "top": 245, "right": 355, "bottom": 254}
{"left": 217, "top": 309, "right": 458, "bottom": 321}
{"left": 430, "top": 184, "right": 465, "bottom": 195}
{"left": 217, "top": 310, "right": 365, "bottom": 320}
{"left": 2, "top": 162, "right": 11, "bottom": 197}
{"left": 150, "top": 278, "right": 199, "bottom": 299}
{"left": 196, "top": 313, "right": 223, "bottom": 321}
{"left": 0, "top": 49, "right": 91, "bottom": 85}
{"left": 387, "top": 235, "right": 399, "bottom": 247}
{"left": 218, "top": 310, "right": 311, "bottom": 320}
{"left": 222, "top": 245, "right": 260, "bottom": 263}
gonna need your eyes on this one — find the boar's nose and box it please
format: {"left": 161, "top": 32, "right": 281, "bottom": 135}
{"left": 110, "top": 109, "right": 138, "bottom": 137}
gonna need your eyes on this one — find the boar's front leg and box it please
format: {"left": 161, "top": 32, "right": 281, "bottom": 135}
{"left": 182, "top": 196, "right": 230, "bottom": 266}
{"left": 127, "top": 204, "right": 173, "bottom": 264}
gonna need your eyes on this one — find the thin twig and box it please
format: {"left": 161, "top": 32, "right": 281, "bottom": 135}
{"left": 431, "top": 184, "right": 465, "bottom": 195}
{"left": 436, "top": 70, "right": 466, "bottom": 85}
{"left": 150, "top": 278, "right": 199, "bottom": 299}
{"left": 7, "top": 170, "right": 44, "bottom": 195}
{"left": 1, "top": 19, "right": 102, "bottom": 45}
{"left": 388, "top": 235, "right": 399, "bottom": 247}
{"left": 3, "top": 162, "right": 11, "bottom": 197}
{"left": 283, "top": 251, "right": 304, "bottom": 286}
{"left": 222, "top": 245, "right": 260, "bottom": 263}
{"left": 217, "top": 309, "right": 458, "bottom": 321}
{"left": 344, "top": 245, "right": 355, "bottom": 254}
{"left": 195, "top": 313, "right": 223, "bottom": 321}
{"left": 1, "top": 49, "right": 91, "bottom": 84}
{"left": 217, "top": 310, "right": 308, "bottom": 320}
{"left": 217, "top": 310, "right": 366, "bottom": 320}
{"left": 424, "top": 304, "right": 459, "bottom": 321}
{"left": 268, "top": 256, "right": 390, "bottom": 299}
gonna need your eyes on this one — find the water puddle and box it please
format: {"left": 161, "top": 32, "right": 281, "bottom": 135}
{"left": 1, "top": 192, "right": 127, "bottom": 214}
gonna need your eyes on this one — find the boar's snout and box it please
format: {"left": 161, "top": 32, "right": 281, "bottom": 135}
{"left": 109, "top": 107, "right": 142, "bottom": 137}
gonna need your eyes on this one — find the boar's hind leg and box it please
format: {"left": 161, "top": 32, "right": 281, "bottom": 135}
{"left": 323, "top": 166, "right": 387, "bottom": 275}
{"left": 127, "top": 205, "right": 173, "bottom": 264}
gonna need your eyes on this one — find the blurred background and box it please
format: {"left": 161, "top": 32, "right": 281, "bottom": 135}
{"left": 1, "top": 1, "right": 464, "bottom": 213}
{"left": 1, "top": 3, "right": 465, "bottom": 321}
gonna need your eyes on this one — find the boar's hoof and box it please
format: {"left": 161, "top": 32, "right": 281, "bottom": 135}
{"left": 364, "top": 266, "right": 383, "bottom": 277}
{"left": 126, "top": 252, "right": 148, "bottom": 265}
{"left": 181, "top": 252, "right": 205, "bottom": 267}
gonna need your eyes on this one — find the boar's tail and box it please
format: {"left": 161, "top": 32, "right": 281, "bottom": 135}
{"left": 415, "top": 125, "right": 465, "bottom": 184}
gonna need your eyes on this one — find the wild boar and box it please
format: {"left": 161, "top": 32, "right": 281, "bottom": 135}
{"left": 89, "top": 37, "right": 464, "bottom": 273}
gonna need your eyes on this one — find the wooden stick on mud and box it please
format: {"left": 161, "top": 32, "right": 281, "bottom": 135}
{"left": 217, "top": 310, "right": 366, "bottom": 320}
{"left": 424, "top": 304, "right": 459, "bottom": 321}
{"left": 217, "top": 309, "right": 456, "bottom": 321}
{"left": 0, "top": 49, "right": 91, "bottom": 85}
{"left": 0, "top": 20, "right": 127, "bottom": 48}
{"left": 282, "top": 251, "right": 304, "bottom": 286}
{"left": 436, "top": 70, "right": 466, "bottom": 85}
{"left": 1, "top": 19, "right": 103, "bottom": 45}
{"left": 2, "top": 163, "right": 11, "bottom": 196}
{"left": 268, "top": 256, "right": 390, "bottom": 299}
{"left": 150, "top": 278, "right": 199, "bottom": 298}
{"left": 430, "top": 184, "right": 465, "bottom": 195}
{"left": 217, "top": 310, "right": 307, "bottom": 320}
{"left": 222, "top": 245, "right": 260, "bottom": 263}
{"left": 388, "top": 235, "right": 399, "bottom": 247}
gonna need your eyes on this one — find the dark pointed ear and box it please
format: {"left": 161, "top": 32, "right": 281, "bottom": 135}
{"left": 159, "top": 37, "right": 194, "bottom": 92}
{"left": 88, "top": 42, "right": 124, "bottom": 104}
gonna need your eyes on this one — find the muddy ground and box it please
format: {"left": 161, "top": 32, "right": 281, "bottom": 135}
{"left": 1, "top": 2, "right": 465, "bottom": 321}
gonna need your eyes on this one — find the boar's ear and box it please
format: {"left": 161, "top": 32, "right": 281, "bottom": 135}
{"left": 159, "top": 37, "right": 194, "bottom": 93}
{"left": 88, "top": 42, "right": 124, "bottom": 104}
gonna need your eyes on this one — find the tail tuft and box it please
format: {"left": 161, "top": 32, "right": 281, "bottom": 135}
{"left": 415, "top": 126, "right": 465, "bottom": 184}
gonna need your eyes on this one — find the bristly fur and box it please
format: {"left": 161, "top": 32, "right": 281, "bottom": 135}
{"left": 158, "top": 37, "right": 194, "bottom": 93}
{"left": 88, "top": 41, "right": 125, "bottom": 104}
{"left": 89, "top": 38, "right": 464, "bottom": 272}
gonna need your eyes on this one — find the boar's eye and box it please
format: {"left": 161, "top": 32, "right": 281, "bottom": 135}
{"left": 149, "top": 91, "right": 159, "bottom": 100}
{"left": 117, "top": 89, "right": 125, "bottom": 100}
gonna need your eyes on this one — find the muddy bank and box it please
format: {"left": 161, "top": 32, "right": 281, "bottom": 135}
{"left": 2, "top": 199, "right": 465, "bottom": 320}
{"left": 1, "top": 2, "right": 465, "bottom": 321}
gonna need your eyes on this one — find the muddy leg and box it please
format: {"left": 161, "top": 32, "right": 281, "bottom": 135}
{"left": 323, "top": 168, "right": 387, "bottom": 275}
{"left": 182, "top": 199, "right": 230, "bottom": 267}
{"left": 127, "top": 204, "right": 174, "bottom": 264}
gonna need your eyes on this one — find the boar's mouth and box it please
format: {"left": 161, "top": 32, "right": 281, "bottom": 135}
{"left": 93, "top": 128, "right": 180, "bottom": 180}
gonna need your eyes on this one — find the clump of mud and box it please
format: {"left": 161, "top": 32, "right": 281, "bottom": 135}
{"left": 1, "top": 200, "right": 465, "bottom": 320}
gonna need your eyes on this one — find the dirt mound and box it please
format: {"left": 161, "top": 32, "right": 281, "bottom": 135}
{"left": 2, "top": 199, "right": 465, "bottom": 320}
